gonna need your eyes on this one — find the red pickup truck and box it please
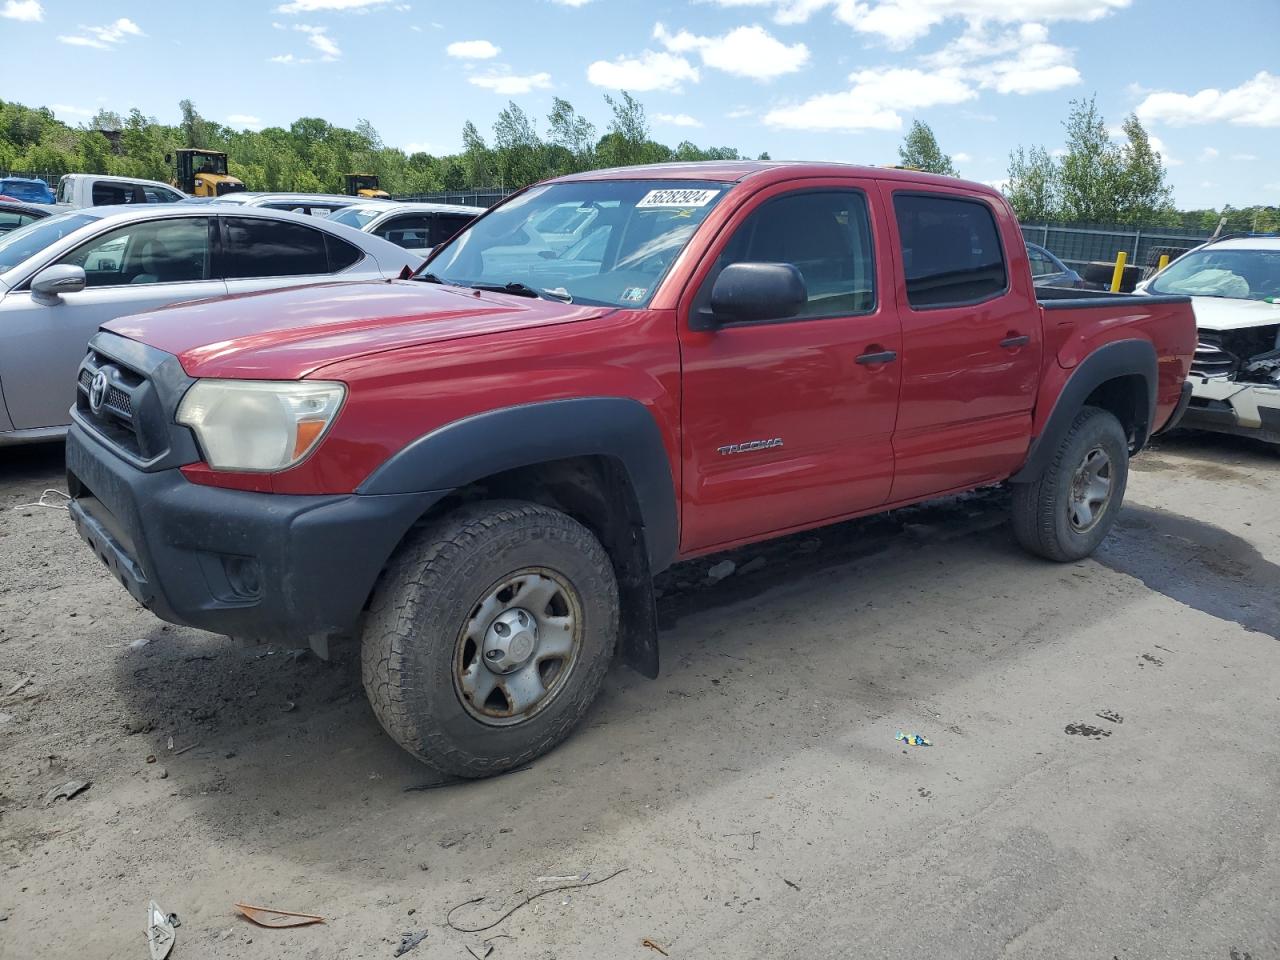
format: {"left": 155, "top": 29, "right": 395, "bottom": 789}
{"left": 66, "top": 162, "right": 1196, "bottom": 777}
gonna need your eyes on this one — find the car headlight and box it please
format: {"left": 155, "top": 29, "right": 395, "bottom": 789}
{"left": 176, "top": 379, "right": 346, "bottom": 472}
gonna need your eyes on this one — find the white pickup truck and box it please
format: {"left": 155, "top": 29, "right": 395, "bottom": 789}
{"left": 55, "top": 174, "right": 186, "bottom": 209}
{"left": 1140, "top": 235, "right": 1280, "bottom": 446}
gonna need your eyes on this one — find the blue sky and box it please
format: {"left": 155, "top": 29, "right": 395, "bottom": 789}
{"left": 2, "top": 0, "right": 1277, "bottom": 209}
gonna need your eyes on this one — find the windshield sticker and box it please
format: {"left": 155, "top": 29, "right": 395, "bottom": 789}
{"left": 621, "top": 286, "right": 648, "bottom": 303}
{"left": 636, "top": 188, "right": 720, "bottom": 209}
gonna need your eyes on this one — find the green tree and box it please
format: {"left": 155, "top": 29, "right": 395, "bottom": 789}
{"left": 492, "top": 102, "right": 545, "bottom": 188}
{"left": 1057, "top": 96, "right": 1123, "bottom": 221}
{"left": 460, "top": 120, "right": 494, "bottom": 187}
{"left": 1004, "top": 145, "right": 1060, "bottom": 221}
{"left": 1114, "top": 114, "right": 1175, "bottom": 224}
{"left": 546, "top": 97, "right": 596, "bottom": 173}
{"left": 897, "top": 120, "right": 957, "bottom": 176}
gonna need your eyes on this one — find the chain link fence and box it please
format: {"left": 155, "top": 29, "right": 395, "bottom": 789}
{"left": 394, "top": 188, "right": 514, "bottom": 207}
{"left": 1019, "top": 221, "right": 1213, "bottom": 272}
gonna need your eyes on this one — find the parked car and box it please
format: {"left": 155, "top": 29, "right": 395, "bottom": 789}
{"left": 0, "top": 205, "right": 422, "bottom": 444}
{"left": 328, "top": 201, "right": 484, "bottom": 256}
{"left": 65, "top": 162, "right": 1196, "bottom": 777}
{"left": 56, "top": 174, "right": 186, "bottom": 208}
{"left": 209, "top": 192, "right": 358, "bottom": 217}
{"left": 1138, "top": 235, "right": 1280, "bottom": 445}
{"left": 0, "top": 176, "right": 55, "bottom": 204}
{"left": 0, "top": 200, "right": 52, "bottom": 235}
{"left": 1025, "top": 241, "right": 1086, "bottom": 289}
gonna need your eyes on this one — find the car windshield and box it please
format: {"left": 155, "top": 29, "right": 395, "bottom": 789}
{"left": 1150, "top": 248, "right": 1280, "bottom": 301}
{"left": 0, "top": 212, "right": 96, "bottom": 274}
{"left": 426, "top": 180, "right": 730, "bottom": 307}
{"left": 1, "top": 181, "right": 47, "bottom": 201}
{"left": 328, "top": 206, "right": 382, "bottom": 228}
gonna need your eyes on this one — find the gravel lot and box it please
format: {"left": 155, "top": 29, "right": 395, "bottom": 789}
{"left": 1, "top": 432, "right": 1277, "bottom": 960}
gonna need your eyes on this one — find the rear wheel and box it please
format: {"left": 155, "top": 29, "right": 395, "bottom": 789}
{"left": 361, "top": 501, "right": 618, "bottom": 778}
{"left": 1012, "top": 406, "right": 1129, "bottom": 562}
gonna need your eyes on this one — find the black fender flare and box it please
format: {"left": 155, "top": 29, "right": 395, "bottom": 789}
{"left": 358, "top": 397, "right": 678, "bottom": 571}
{"left": 1011, "top": 339, "right": 1157, "bottom": 483}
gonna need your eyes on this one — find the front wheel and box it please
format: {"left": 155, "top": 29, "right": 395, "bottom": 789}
{"left": 361, "top": 501, "right": 619, "bottom": 778}
{"left": 1011, "top": 406, "right": 1129, "bottom": 562}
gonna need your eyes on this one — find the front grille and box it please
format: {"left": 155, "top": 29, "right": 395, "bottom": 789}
{"left": 1191, "top": 338, "right": 1235, "bottom": 378}
{"left": 1191, "top": 325, "right": 1280, "bottom": 379}
{"left": 75, "top": 349, "right": 148, "bottom": 457}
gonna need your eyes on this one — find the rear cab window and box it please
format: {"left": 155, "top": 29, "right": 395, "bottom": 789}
{"left": 893, "top": 193, "right": 1007, "bottom": 308}
{"left": 220, "top": 217, "right": 361, "bottom": 278}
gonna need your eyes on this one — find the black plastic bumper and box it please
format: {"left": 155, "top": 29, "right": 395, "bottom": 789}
{"left": 66, "top": 423, "right": 444, "bottom": 642}
{"left": 1155, "top": 380, "right": 1194, "bottom": 435}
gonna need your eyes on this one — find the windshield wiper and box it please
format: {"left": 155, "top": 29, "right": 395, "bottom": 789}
{"left": 414, "top": 272, "right": 446, "bottom": 284}
{"left": 470, "top": 281, "right": 573, "bottom": 303}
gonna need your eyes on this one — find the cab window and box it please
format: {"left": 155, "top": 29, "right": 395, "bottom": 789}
{"left": 893, "top": 194, "right": 1007, "bottom": 308}
{"left": 58, "top": 217, "right": 212, "bottom": 287}
{"left": 220, "top": 217, "right": 350, "bottom": 277}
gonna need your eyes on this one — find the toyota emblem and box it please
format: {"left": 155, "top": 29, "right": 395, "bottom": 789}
{"left": 89, "top": 370, "right": 109, "bottom": 414}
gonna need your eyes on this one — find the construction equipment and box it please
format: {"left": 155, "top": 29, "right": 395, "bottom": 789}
{"left": 345, "top": 173, "right": 390, "bottom": 199}
{"left": 169, "top": 149, "right": 245, "bottom": 197}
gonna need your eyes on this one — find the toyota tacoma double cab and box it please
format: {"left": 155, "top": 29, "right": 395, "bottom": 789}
{"left": 65, "top": 162, "right": 1197, "bottom": 777}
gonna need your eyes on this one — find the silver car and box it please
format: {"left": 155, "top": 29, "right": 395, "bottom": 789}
{"left": 208, "top": 192, "right": 361, "bottom": 217}
{"left": 0, "top": 204, "right": 421, "bottom": 445}
{"left": 327, "top": 201, "right": 484, "bottom": 256}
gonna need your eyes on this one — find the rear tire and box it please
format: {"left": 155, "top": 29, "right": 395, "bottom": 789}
{"left": 1012, "top": 406, "right": 1129, "bottom": 562}
{"left": 361, "top": 500, "right": 619, "bottom": 778}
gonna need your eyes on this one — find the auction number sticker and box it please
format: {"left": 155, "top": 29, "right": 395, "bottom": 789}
{"left": 636, "top": 188, "right": 721, "bottom": 208}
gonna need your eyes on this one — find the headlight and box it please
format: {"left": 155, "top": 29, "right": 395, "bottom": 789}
{"left": 176, "top": 379, "right": 346, "bottom": 472}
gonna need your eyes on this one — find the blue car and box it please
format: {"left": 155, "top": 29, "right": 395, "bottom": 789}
{"left": 0, "top": 177, "right": 55, "bottom": 205}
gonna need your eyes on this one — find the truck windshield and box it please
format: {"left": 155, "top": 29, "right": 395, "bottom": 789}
{"left": 1150, "top": 248, "right": 1280, "bottom": 301}
{"left": 426, "top": 180, "right": 729, "bottom": 307}
{"left": 0, "top": 212, "right": 95, "bottom": 274}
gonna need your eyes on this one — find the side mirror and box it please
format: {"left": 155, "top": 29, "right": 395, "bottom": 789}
{"left": 31, "top": 264, "right": 86, "bottom": 303}
{"left": 701, "top": 262, "right": 807, "bottom": 328}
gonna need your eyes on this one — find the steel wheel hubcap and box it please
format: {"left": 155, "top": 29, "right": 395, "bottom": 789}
{"left": 454, "top": 568, "right": 581, "bottom": 726}
{"left": 1068, "top": 446, "right": 1113, "bottom": 533}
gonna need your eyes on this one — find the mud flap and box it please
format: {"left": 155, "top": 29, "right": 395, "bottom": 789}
{"left": 617, "top": 527, "right": 660, "bottom": 678}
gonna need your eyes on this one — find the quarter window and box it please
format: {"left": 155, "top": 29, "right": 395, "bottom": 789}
{"left": 375, "top": 214, "right": 432, "bottom": 250}
{"left": 893, "top": 194, "right": 1007, "bottom": 308}
{"left": 704, "top": 190, "right": 876, "bottom": 320}
{"left": 59, "top": 217, "right": 211, "bottom": 287}
{"left": 221, "top": 217, "right": 332, "bottom": 278}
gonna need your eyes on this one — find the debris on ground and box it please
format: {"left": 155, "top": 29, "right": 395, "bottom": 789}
{"left": 172, "top": 742, "right": 200, "bottom": 757}
{"left": 2, "top": 675, "right": 32, "bottom": 698}
{"left": 43, "top": 779, "right": 90, "bottom": 806}
{"left": 0, "top": 712, "right": 13, "bottom": 724}
{"left": 706, "top": 559, "right": 736, "bottom": 582}
{"left": 233, "top": 903, "right": 326, "bottom": 928}
{"left": 534, "top": 873, "right": 588, "bottom": 883}
{"left": 1064, "top": 722, "right": 1111, "bottom": 739}
{"left": 895, "top": 731, "right": 932, "bottom": 747}
{"left": 783, "top": 878, "right": 801, "bottom": 891}
{"left": 146, "top": 901, "right": 177, "bottom": 960}
{"left": 642, "top": 938, "right": 670, "bottom": 956}
{"left": 123, "top": 719, "right": 152, "bottom": 735}
{"left": 738, "top": 556, "right": 767, "bottom": 575}
{"left": 1096, "top": 709, "right": 1123, "bottom": 724}
{"left": 393, "top": 929, "right": 428, "bottom": 956}
{"left": 446, "top": 868, "right": 628, "bottom": 933}
{"left": 128, "top": 637, "right": 151, "bottom": 651}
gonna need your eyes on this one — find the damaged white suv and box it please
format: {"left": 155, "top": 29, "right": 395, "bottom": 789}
{"left": 1142, "top": 237, "right": 1280, "bottom": 447}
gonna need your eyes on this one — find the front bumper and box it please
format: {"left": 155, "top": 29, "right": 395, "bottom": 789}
{"left": 1181, "top": 376, "right": 1280, "bottom": 445}
{"left": 66, "top": 423, "right": 444, "bottom": 642}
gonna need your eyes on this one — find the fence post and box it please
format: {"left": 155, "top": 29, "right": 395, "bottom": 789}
{"left": 1110, "top": 251, "right": 1128, "bottom": 293}
{"left": 1157, "top": 254, "right": 1170, "bottom": 273}
{"left": 1131, "top": 229, "right": 1142, "bottom": 263}
{"left": 1042, "top": 224, "right": 1049, "bottom": 246}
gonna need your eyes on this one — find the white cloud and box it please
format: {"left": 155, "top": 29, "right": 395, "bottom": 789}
{"left": 655, "top": 113, "right": 704, "bottom": 127}
{"left": 703, "top": 0, "right": 1129, "bottom": 48}
{"left": 1136, "top": 72, "right": 1280, "bottom": 128}
{"left": 269, "top": 53, "right": 299, "bottom": 63}
{"left": 1199, "top": 146, "right": 1219, "bottom": 161}
{"left": 295, "top": 23, "right": 340, "bottom": 59}
{"left": 58, "top": 17, "right": 144, "bottom": 49}
{"left": 276, "top": 0, "right": 391, "bottom": 12}
{"left": 653, "top": 22, "right": 809, "bottom": 80}
{"left": 447, "top": 39, "right": 500, "bottom": 59}
{"left": 1232, "top": 153, "right": 1258, "bottom": 161}
{"left": 764, "top": 66, "right": 974, "bottom": 132}
{"left": 1, "top": 0, "right": 42, "bottom": 22}
{"left": 550, "top": 0, "right": 594, "bottom": 5}
{"left": 927, "top": 23, "right": 1080, "bottom": 95}
{"left": 1050, "top": 146, "right": 1067, "bottom": 158}
{"left": 227, "top": 114, "right": 264, "bottom": 129}
{"left": 586, "top": 50, "right": 699, "bottom": 92}
{"left": 404, "top": 142, "right": 438, "bottom": 154}
{"left": 51, "top": 103, "right": 93, "bottom": 116}
{"left": 952, "top": 152, "right": 972, "bottom": 164}
{"left": 468, "top": 71, "right": 553, "bottom": 94}
{"left": 985, "top": 177, "right": 1010, "bottom": 192}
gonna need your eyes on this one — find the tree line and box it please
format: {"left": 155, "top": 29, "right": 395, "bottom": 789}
{"left": 1, "top": 91, "right": 1272, "bottom": 231}
{"left": 0, "top": 94, "right": 760, "bottom": 197}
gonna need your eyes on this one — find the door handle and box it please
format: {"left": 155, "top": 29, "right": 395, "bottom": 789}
{"left": 856, "top": 349, "right": 897, "bottom": 365}
{"left": 1000, "top": 334, "right": 1031, "bottom": 349}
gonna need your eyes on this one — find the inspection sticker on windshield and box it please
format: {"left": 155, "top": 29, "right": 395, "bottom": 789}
{"left": 636, "top": 188, "right": 720, "bottom": 209}
{"left": 621, "top": 286, "right": 648, "bottom": 302}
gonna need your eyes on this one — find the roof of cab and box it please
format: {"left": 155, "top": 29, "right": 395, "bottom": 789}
{"left": 549, "top": 159, "right": 1004, "bottom": 199}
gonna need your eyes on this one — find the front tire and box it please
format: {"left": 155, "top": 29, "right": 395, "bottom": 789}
{"left": 1012, "top": 406, "right": 1129, "bottom": 562}
{"left": 361, "top": 500, "right": 619, "bottom": 778}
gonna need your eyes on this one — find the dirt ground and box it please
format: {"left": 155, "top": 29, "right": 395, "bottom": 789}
{"left": 1, "top": 431, "right": 1277, "bottom": 960}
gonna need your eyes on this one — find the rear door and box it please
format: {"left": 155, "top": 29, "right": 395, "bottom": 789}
{"left": 882, "top": 187, "right": 1041, "bottom": 501}
{"left": 0, "top": 215, "right": 224, "bottom": 429}
{"left": 678, "top": 180, "right": 902, "bottom": 551}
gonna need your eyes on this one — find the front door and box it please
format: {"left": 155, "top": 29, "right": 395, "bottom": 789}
{"left": 678, "top": 181, "right": 902, "bottom": 552}
{"left": 0, "top": 215, "right": 223, "bottom": 429}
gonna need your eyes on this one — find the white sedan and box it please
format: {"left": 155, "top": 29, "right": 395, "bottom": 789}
{"left": 327, "top": 201, "right": 485, "bottom": 257}
{"left": 0, "top": 204, "right": 422, "bottom": 445}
